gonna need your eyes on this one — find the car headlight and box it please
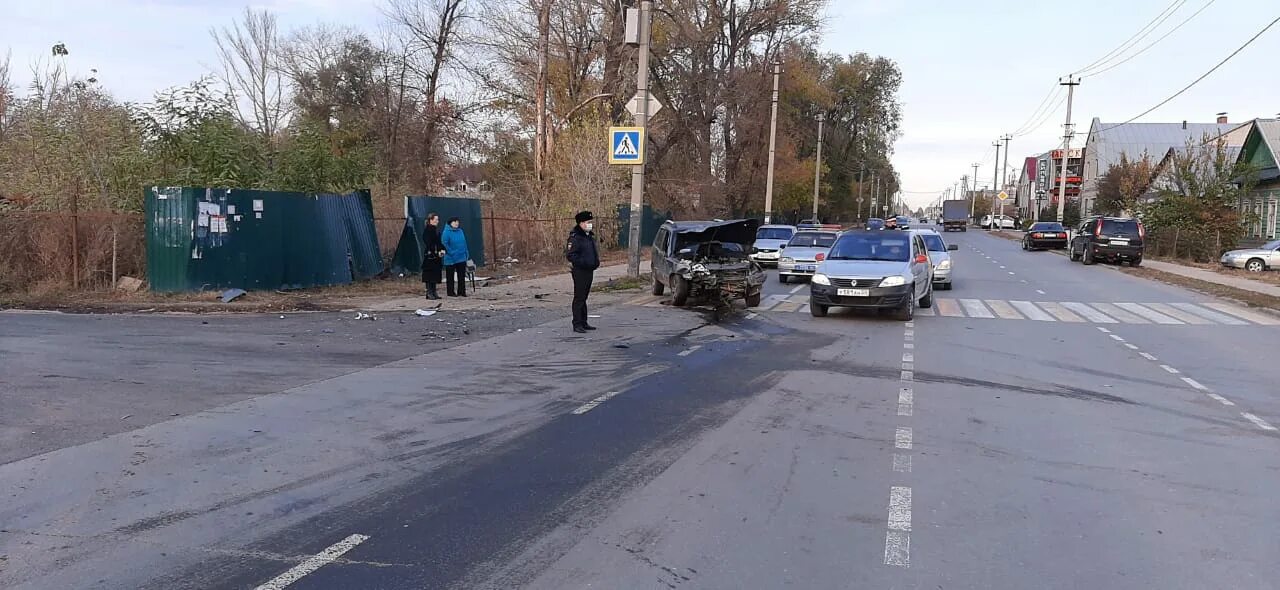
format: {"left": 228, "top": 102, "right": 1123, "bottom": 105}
{"left": 812, "top": 274, "right": 831, "bottom": 286}
{"left": 879, "top": 275, "right": 906, "bottom": 287}
{"left": 936, "top": 259, "right": 951, "bottom": 270}
{"left": 780, "top": 257, "right": 795, "bottom": 263}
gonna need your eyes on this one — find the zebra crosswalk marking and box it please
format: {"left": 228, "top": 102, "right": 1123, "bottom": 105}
{"left": 1202, "top": 302, "right": 1280, "bottom": 325}
{"left": 1036, "top": 301, "right": 1085, "bottom": 323}
{"left": 1170, "top": 302, "right": 1246, "bottom": 325}
{"left": 936, "top": 298, "right": 963, "bottom": 317}
{"left": 1010, "top": 300, "right": 1055, "bottom": 321}
{"left": 1061, "top": 302, "right": 1118, "bottom": 324}
{"left": 984, "top": 299, "right": 1024, "bottom": 320}
{"left": 959, "top": 299, "right": 994, "bottom": 318}
{"left": 1142, "top": 302, "right": 1212, "bottom": 325}
{"left": 1089, "top": 302, "right": 1149, "bottom": 324}
{"left": 622, "top": 294, "right": 1275, "bottom": 326}
{"left": 1116, "top": 302, "right": 1183, "bottom": 325}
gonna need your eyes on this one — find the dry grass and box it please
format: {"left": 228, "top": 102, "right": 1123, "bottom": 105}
{"left": 1118, "top": 265, "right": 1280, "bottom": 314}
{"left": 1148, "top": 255, "right": 1280, "bottom": 287}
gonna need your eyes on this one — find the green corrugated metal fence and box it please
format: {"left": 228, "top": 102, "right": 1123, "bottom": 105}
{"left": 145, "top": 187, "right": 383, "bottom": 292}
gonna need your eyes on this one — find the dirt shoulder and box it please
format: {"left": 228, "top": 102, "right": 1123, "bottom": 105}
{"left": 0, "top": 251, "right": 636, "bottom": 314}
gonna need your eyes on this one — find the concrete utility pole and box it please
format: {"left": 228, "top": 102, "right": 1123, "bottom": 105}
{"left": 1056, "top": 75, "right": 1080, "bottom": 224}
{"left": 970, "top": 163, "right": 981, "bottom": 217}
{"left": 763, "top": 62, "right": 782, "bottom": 224}
{"left": 856, "top": 163, "right": 865, "bottom": 220}
{"left": 1000, "top": 134, "right": 1012, "bottom": 192}
{"left": 812, "top": 113, "right": 825, "bottom": 221}
{"left": 625, "top": 1, "right": 652, "bottom": 277}
{"left": 989, "top": 140, "right": 1001, "bottom": 230}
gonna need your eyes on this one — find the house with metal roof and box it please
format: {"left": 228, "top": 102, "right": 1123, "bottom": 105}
{"left": 1235, "top": 120, "right": 1280, "bottom": 239}
{"left": 1079, "top": 116, "right": 1236, "bottom": 215}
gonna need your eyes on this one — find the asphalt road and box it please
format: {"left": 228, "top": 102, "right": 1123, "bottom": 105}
{"left": 3, "top": 229, "right": 1279, "bottom": 589}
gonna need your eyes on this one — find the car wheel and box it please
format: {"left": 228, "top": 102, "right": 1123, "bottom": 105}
{"left": 745, "top": 290, "right": 762, "bottom": 307}
{"left": 1083, "top": 245, "right": 1096, "bottom": 265}
{"left": 1021, "top": 240, "right": 1028, "bottom": 250}
{"left": 778, "top": 273, "right": 789, "bottom": 284}
{"left": 920, "top": 285, "right": 933, "bottom": 308}
{"left": 1069, "top": 244, "right": 1081, "bottom": 261}
{"left": 1129, "top": 256, "right": 1143, "bottom": 268}
{"left": 651, "top": 275, "right": 665, "bottom": 296}
{"left": 894, "top": 298, "right": 914, "bottom": 321}
{"left": 671, "top": 275, "right": 690, "bottom": 306}
{"left": 1246, "top": 258, "right": 1265, "bottom": 273}
{"left": 809, "top": 298, "right": 828, "bottom": 317}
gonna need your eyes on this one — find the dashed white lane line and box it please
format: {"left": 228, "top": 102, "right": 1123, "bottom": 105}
{"left": 677, "top": 345, "right": 702, "bottom": 357}
{"left": 1096, "top": 327, "right": 1111, "bottom": 333}
{"left": 254, "top": 534, "right": 370, "bottom": 590}
{"left": 745, "top": 312, "right": 758, "bottom": 319}
{"left": 1008, "top": 271, "right": 1016, "bottom": 275}
{"left": 900, "top": 370, "right": 914, "bottom": 381}
{"left": 571, "top": 391, "right": 623, "bottom": 415}
{"left": 892, "top": 454, "right": 913, "bottom": 472}
{"left": 902, "top": 362, "right": 914, "bottom": 371}
{"left": 789, "top": 284, "right": 806, "bottom": 294}
{"left": 902, "top": 352, "right": 914, "bottom": 363}
{"left": 898, "top": 387, "right": 914, "bottom": 416}
{"left": 1207, "top": 393, "right": 1236, "bottom": 406}
{"left": 1242, "top": 413, "right": 1278, "bottom": 431}
{"left": 887, "top": 486, "right": 912, "bottom": 531}
{"left": 1108, "top": 334, "right": 1125, "bottom": 342}
{"left": 1036, "top": 289, "right": 1046, "bottom": 295}
{"left": 1159, "top": 364, "right": 1180, "bottom": 374}
{"left": 1123, "top": 343, "right": 1139, "bottom": 350}
{"left": 999, "top": 265, "right": 1006, "bottom": 269}
{"left": 1139, "top": 352, "right": 1158, "bottom": 361}
{"left": 904, "top": 342, "right": 914, "bottom": 349}
{"left": 1181, "top": 377, "right": 1208, "bottom": 391}
{"left": 884, "top": 487, "right": 912, "bottom": 567}
{"left": 905, "top": 321, "right": 915, "bottom": 328}
{"left": 895, "top": 427, "right": 913, "bottom": 450}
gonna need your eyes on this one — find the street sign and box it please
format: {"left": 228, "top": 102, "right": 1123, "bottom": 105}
{"left": 997, "top": 191, "right": 1010, "bottom": 201}
{"left": 625, "top": 93, "right": 663, "bottom": 118}
{"left": 609, "top": 127, "right": 644, "bottom": 165}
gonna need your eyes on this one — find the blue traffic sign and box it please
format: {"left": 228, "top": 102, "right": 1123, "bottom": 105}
{"left": 609, "top": 127, "right": 644, "bottom": 165}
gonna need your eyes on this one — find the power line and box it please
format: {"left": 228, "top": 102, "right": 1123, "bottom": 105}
{"left": 1009, "top": 83, "right": 1062, "bottom": 136}
{"left": 1014, "top": 91, "right": 1068, "bottom": 138}
{"left": 1085, "top": 0, "right": 1218, "bottom": 79}
{"left": 1073, "top": 0, "right": 1187, "bottom": 76}
{"left": 1096, "top": 15, "right": 1280, "bottom": 134}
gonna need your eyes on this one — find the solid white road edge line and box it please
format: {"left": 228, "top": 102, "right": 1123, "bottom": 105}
{"left": 571, "top": 391, "right": 623, "bottom": 415}
{"left": 1242, "top": 412, "right": 1278, "bottom": 431}
{"left": 254, "top": 534, "right": 370, "bottom": 590}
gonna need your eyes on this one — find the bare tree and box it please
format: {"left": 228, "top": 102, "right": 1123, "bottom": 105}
{"left": 211, "top": 8, "right": 288, "bottom": 141}
{"left": 385, "top": 0, "right": 470, "bottom": 189}
{"left": 0, "top": 50, "right": 11, "bottom": 143}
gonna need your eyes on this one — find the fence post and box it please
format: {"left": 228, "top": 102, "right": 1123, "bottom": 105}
{"left": 488, "top": 211, "right": 497, "bottom": 264}
{"left": 112, "top": 224, "right": 118, "bottom": 287}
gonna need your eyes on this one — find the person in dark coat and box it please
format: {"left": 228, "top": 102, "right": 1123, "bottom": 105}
{"left": 441, "top": 217, "right": 471, "bottom": 297}
{"left": 421, "top": 213, "right": 445, "bottom": 300}
{"left": 566, "top": 211, "right": 600, "bottom": 333}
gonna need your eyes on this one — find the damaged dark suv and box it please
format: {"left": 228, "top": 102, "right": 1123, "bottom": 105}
{"left": 650, "top": 219, "right": 766, "bottom": 308}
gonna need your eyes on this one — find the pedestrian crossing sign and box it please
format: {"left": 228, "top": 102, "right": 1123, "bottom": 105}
{"left": 609, "top": 127, "right": 644, "bottom": 165}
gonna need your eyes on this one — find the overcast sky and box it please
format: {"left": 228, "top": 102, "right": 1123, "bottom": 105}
{"left": 4, "top": 0, "right": 1277, "bottom": 209}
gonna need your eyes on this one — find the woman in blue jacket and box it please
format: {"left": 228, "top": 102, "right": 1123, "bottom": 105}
{"left": 441, "top": 217, "right": 471, "bottom": 297}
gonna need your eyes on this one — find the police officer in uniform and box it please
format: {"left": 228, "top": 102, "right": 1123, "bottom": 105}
{"left": 566, "top": 211, "right": 600, "bottom": 333}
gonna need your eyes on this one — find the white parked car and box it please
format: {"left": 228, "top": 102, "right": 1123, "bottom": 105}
{"left": 979, "top": 214, "right": 1016, "bottom": 229}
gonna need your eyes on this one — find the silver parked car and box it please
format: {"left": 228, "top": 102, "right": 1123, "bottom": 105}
{"left": 778, "top": 230, "right": 839, "bottom": 284}
{"left": 1221, "top": 239, "right": 1280, "bottom": 272}
{"left": 809, "top": 230, "right": 934, "bottom": 320}
{"left": 911, "top": 228, "right": 959, "bottom": 290}
{"left": 750, "top": 224, "right": 797, "bottom": 267}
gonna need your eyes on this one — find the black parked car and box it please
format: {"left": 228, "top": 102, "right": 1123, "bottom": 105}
{"left": 1069, "top": 216, "right": 1145, "bottom": 266}
{"left": 1022, "top": 222, "right": 1068, "bottom": 250}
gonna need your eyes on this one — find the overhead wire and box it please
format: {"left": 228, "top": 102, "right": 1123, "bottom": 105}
{"left": 1095, "top": 15, "right": 1280, "bottom": 135}
{"left": 1084, "top": 0, "right": 1219, "bottom": 79}
{"left": 1014, "top": 91, "right": 1068, "bottom": 138}
{"left": 1008, "top": 83, "right": 1063, "bottom": 136}
{"left": 1073, "top": 0, "right": 1187, "bottom": 76}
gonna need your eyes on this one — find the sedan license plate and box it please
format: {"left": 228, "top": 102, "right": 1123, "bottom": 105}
{"left": 797, "top": 264, "right": 816, "bottom": 272}
{"left": 837, "top": 288, "right": 870, "bottom": 297}
{"left": 1110, "top": 238, "right": 1130, "bottom": 245}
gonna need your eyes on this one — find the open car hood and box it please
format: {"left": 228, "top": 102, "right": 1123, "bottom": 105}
{"left": 668, "top": 219, "right": 760, "bottom": 246}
